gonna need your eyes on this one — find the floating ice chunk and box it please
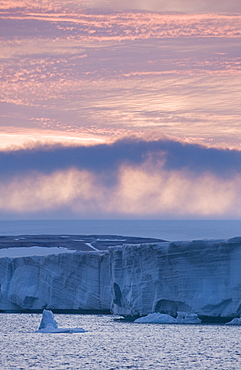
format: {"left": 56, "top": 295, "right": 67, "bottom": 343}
{"left": 38, "top": 309, "right": 58, "bottom": 330}
{"left": 225, "top": 317, "right": 241, "bottom": 325}
{"left": 36, "top": 309, "right": 86, "bottom": 333}
{"left": 37, "top": 326, "right": 86, "bottom": 333}
{"left": 176, "top": 312, "right": 201, "bottom": 324}
{"left": 134, "top": 312, "right": 177, "bottom": 324}
{"left": 134, "top": 312, "right": 201, "bottom": 324}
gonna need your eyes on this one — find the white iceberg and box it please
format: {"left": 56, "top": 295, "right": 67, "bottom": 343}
{"left": 36, "top": 309, "right": 86, "bottom": 333}
{"left": 134, "top": 311, "right": 201, "bottom": 324}
{"left": 134, "top": 312, "right": 177, "bottom": 324}
{"left": 176, "top": 312, "right": 201, "bottom": 324}
{"left": 225, "top": 317, "right": 241, "bottom": 325}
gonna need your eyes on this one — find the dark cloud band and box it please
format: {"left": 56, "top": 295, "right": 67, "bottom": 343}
{"left": 0, "top": 139, "right": 241, "bottom": 179}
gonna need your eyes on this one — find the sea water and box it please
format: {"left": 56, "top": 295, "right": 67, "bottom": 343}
{"left": 0, "top": 219, "right": 241, "bottom": 240}
{"left": 1, "top": 314, "right": 241, "bottom": 370}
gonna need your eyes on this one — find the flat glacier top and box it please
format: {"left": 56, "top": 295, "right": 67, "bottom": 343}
{"left": 0, "top": 246, "right": 76, "bottom": 258}
{"left": 0, "top": 234, "right": 165, "bottom": 256}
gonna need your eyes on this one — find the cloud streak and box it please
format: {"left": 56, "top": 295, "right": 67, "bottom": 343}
{"left": 2, "top": 12, "right": 241, "bottom": 41}
{"left": 0, "top": 166, "right": 239, "bottom": 218}
{"left": 1, "top": 8, "right": 241, "bottom": 150}
{"left": 1, "top": 0, "right": 241, "bottom": 12}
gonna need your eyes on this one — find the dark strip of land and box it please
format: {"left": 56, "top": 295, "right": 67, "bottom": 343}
{"left": 0, "top": 234, "right": 166, "bottom": 252}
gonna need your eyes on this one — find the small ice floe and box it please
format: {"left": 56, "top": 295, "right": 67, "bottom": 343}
{"left": 225, "top": 317, "right": 241, "bottom": 325}
{"left": 134, "top": 312, "right": 201, "bottom": 324}
{"left": 134, "top": 313, "right": 176, "bottom": 324}
{"left": 35, "top": 309, "right": 86, "bottom": 333}
{"left": 176, "top": 312, "right": 201, "bottom": 324}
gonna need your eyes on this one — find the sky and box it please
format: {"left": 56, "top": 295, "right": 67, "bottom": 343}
{"left": 0, "top": 0, "right": 241, "bottom": 219}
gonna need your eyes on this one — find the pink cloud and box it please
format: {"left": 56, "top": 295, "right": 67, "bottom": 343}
{"left": 1, "top": 7, "right": 241, "bottom": 151}
{"left": 1, "top": 0, "right": 241, "bottom": 12}
{"left": 1, "top": 138, "right": 241, "bottom": 218}
{"left": 1, "top": 11, "right": 241, "bottom": 40}
{"left": 0, "top": 165, "right": 240, "bottom": 218}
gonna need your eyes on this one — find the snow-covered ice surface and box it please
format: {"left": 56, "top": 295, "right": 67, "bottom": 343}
{"left": 85, "top": 242, "right": 99, "bottom": 251}
{"left": 96, "top": 239, "right": 126, "bottom": 242}
{"left": 0, "top": 246, "right": 76, "bottom": 257}
{"left": 36, "top": 309, "right": 86, "bottom": 333}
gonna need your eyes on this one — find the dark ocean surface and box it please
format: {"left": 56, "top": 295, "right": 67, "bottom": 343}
{"left": 0, "top": 219, "right": 240, "bottom": 241}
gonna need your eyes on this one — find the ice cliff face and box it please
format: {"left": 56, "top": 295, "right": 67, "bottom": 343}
{"left": 0, "top": 251, "right": 111, "bottom": 312}
{"left": 1, "top": 237, "right": 241, "bottom": 321}
{"left": 109, "top": 237, "right": 241, "bottom": 321}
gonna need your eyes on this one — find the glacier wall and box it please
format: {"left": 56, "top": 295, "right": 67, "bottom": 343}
{"left": 1, "top": 237, "right": 241, "bottom": 320}
{"left": 0, "top": 251, "right": 111, "bottom": 312}
{"left": 109, "top": 237, "right": 241, "bottom": 321}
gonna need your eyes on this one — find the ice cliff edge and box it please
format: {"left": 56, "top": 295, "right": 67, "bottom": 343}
{"left": 110, "top": 237, "right": 241, "bottom": 321}
{"left": 0, "top": 251, "right": 111, "bottom": 312}
{"left": 1, "top": 237, "right": 241, "bottom": 321}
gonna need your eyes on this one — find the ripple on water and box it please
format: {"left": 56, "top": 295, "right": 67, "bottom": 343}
{"left": 1, "top": 314, "right": 241, "bottom": 369}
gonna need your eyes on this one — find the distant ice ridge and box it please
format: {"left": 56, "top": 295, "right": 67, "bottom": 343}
{"left": 134, "top": 312, "right": 201, "bottom": 324}
{"left": 36, "top": 309, "right": 86, "bottom": 333}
